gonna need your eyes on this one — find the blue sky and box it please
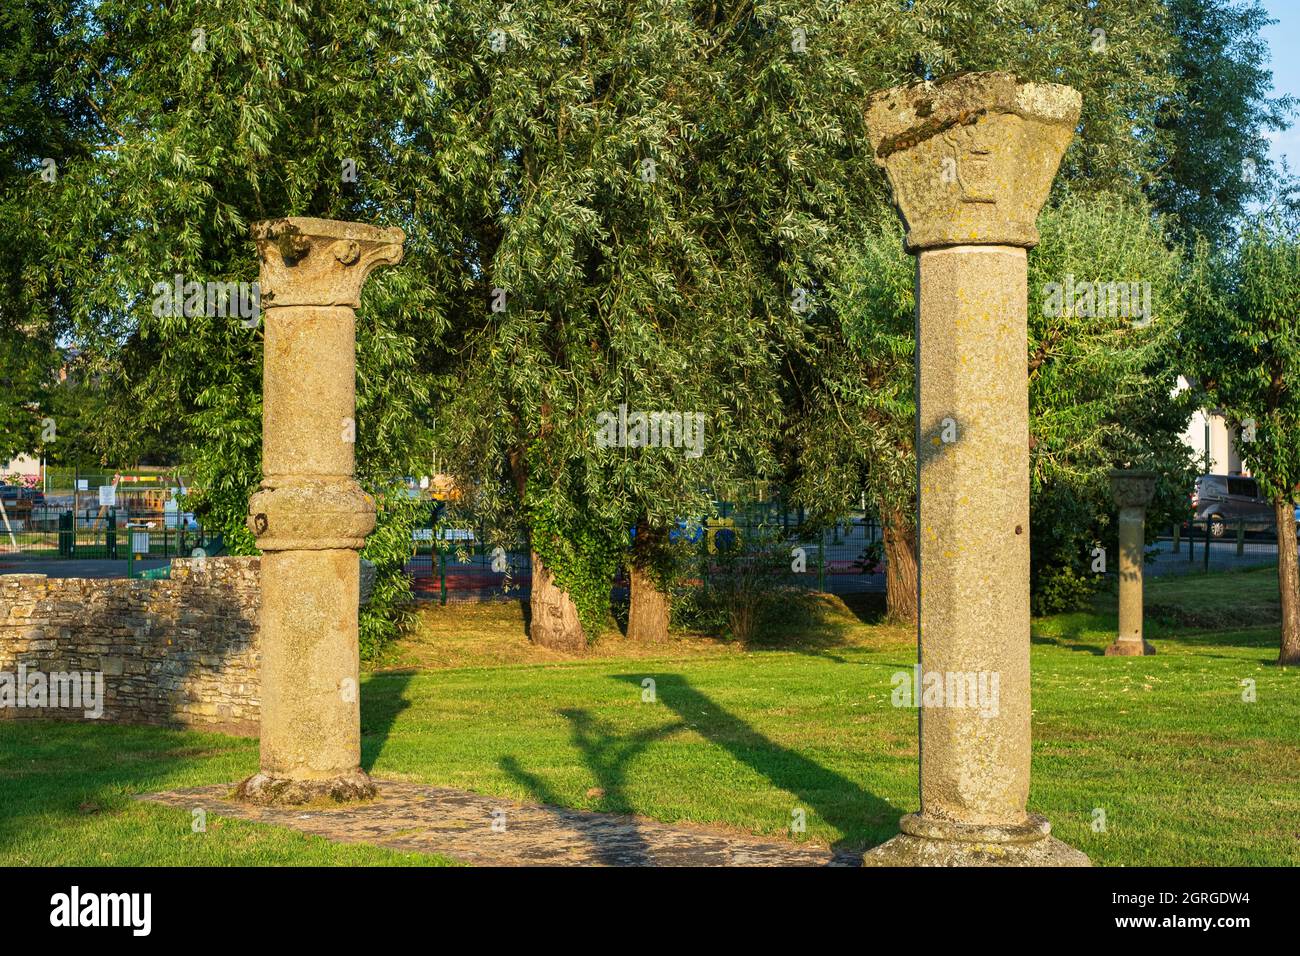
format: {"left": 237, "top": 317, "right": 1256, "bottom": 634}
{"left": 1261, "top": 0, "right": 1299, "bottom": 170}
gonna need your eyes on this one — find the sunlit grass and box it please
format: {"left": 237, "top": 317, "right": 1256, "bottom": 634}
{"left": 3, "top": 567, "right": 1296, "bottom": 865}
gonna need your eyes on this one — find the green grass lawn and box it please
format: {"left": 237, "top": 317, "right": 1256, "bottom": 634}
{"left": 2, "top": 566, "right": 1297, "bottom": 865}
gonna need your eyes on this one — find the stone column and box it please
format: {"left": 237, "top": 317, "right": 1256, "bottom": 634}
{"left": 236, "top": 217, "right": 404, "bottom": 805}
{"left": 1105, "top": 469, "right": 1157, "bottom": 657}
{"left": 861, "top": 73, "right": 1088, "bottom": 866}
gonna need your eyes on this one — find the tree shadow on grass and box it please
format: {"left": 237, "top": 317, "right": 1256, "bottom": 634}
{"left": 1030, "top": 630, "right": 1106, "bottom": 655}
{"left": 611, "top": 674, "right": 900, "bottom": 853}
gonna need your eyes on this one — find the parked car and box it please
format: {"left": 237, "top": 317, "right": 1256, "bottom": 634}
{"left": 1190, "top": 474, "right": 1281, "bottom": 538}
{"left": 0, "top": 485, "right": 46, "bottom": 518}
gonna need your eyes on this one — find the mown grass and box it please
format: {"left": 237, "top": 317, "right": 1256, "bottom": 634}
{"left": 2, "top": 567, "right": 1296, "bottom": 865}
{"left": 0, "top": 723, "right": 455, "bottom": 865}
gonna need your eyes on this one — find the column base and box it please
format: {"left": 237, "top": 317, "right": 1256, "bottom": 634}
{"left": 862, "top": 813, "right": 1090, "bottom": 867}
{"left": 235, "top": 769, "right": 376, "bottom": 806}
{"left": 1104, "top": 639, "right": 1155, "bottom": 656}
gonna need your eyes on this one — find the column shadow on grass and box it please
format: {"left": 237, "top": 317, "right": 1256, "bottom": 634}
{"left": 500, "top": 711, "right": 687, "bottom": 865}
{"left": 614, "top": 675, "right": 898, "bottom": 854}
{"left": 503, "top": 674, "right": 898, "bottom": 857}
{"left": 359, "top": 669, "right": 415, "bottom": 773}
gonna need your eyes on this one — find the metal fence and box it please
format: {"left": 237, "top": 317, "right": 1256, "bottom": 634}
{"left": 1148, "top": 519, "right": 1292, "bottom": 578}
{"left": 0, "top": 506, "right": 212, "bottom": 561}
{"left": 406, "top": 507, "right": 888, "bottom": 605}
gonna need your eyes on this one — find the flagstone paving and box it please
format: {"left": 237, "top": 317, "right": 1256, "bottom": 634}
{"left": 140, "top": 780, "right": 859, "bottom": 866}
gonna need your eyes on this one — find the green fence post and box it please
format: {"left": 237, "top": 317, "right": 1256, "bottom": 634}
{"left": 701, "top": 532, "right": 708, "bottom": 594}
{"left": 1172, "top": 522, "right": 1180, "bottom": 554}
{"left": 106, "top": 507, "right": 117, "bottom": 560}
{"left": 438, "top": 543, "right": 447, "bottom": 606}
{"left": 818, "top": 528, "right": 826, "bottom": 592}
{"left": 1236, "top": 519, "right": 1246, "bottom": 557}
{"left": 1204, "top": 519, "right": 1211, "bottom": 573}
{"left": 1188, "top": 522, "right": 1195, "bottom": 563}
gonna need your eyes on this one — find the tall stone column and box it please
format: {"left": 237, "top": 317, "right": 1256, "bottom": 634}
{"left": 862, "top": 73, "right": 1088, "bottom": 865}
{"left": 236, "top": 217, "right": 404, "bottom": 805}
{"left": 1105, "top": 469, "right": 1157, "bottom": 657}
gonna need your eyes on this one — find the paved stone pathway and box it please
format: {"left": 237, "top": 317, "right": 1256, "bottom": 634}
{"left": 141, "top": 780, "right": 857, "bottom": 866}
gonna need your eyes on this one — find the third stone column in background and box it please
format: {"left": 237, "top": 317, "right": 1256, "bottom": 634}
{"left": 1106, "top": 469, "right": 1158, "bottom": 657}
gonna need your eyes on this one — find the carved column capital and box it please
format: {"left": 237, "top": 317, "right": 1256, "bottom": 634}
{"left": 252, "top": 217, "right": 406, "bottom": 308}
{"left": 865, "top": 72, "right": 1081, "bottom": 251}
{"left": 1109, "top": 469, "right": 1158, "bottom": 510}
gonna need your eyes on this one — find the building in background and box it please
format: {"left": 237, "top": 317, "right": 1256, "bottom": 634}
{"left": 1176, "top": 376, "right": 1249, "bottom": 476}
{"left": 0, "top": 454, "right": 43, "bottom": 484}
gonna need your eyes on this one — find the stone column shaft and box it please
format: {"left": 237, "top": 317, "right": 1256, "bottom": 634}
{"left": 263, "top": 306, "right": 357, "bottom": 478}
{"left": 237, "top": 217, "right": 404, "bottom": 805}
{"left": 1107, "top": 469, "right": 1157, "bottom": 656}
{"left": 917, "top": 244, "right": 1031, "bottom": 827}
{"left": 861, "top": 72, "right": 1088, "bottom": 865}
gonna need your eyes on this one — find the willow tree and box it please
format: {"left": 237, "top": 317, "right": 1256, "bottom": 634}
{"left": 427, "top": 0, "right": 879, "bottom": 648}
{"left": 1184, "top": 213, "right": 1300, "bottom": 665}
{"left": 788, "top": 201, "right": 916, "bottom": 622}
{"left": 28, "top": 0, "right": 451, "bottom": 651}
{"left": 445, "top": 0, "right": 1184, "bottom": 646}
{"left": 0, "top": 0, "right": 91, "bottom": 463}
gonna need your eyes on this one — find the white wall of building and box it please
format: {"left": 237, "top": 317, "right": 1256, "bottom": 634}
{"left": 1176, "top": 376, "right": 1248, "bottom": 476}
{"left": 1, "top": 454, "right": 42, "bottom": 481}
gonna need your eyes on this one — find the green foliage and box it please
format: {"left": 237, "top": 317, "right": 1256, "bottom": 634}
{"left": 669, "top": 579, "right": 729, "bottom": 635}
{"left": 0, "top": 0, "right": 90, "bottom": 462}
{"left": 1151, "top": 0, "right": 1296, "bottom": 243}
{"left": 813, "top": 191, "right": 1196, "bottom": 602}
{"left": 682, "top": 524, "right": 793, "bottom": 642}
{"left": 1030, "top": 555, "right": 1104, "bottom": 617}
{"left": 24, "top": 0, "right": 444, "bottom": 654}
{"left": 7, "top": 0, "right": 1287, "bottom": 652}
{"left": 428, "top": 0, "right": 880, "bottom": 630}
{"left": 841, "top": 0, "right": 1180, "bottom": 200}
{"left": 791, "top": 200, "right": 913, "bottom": 531}
{"left": 1184, "top": 211, "right": 1300, "bottom": 504}
{"left": 359, "top": 491, "right": 425, "bottom": 660}
{"left": 1026, "top": 193, "right": 1197, "bottom": 589}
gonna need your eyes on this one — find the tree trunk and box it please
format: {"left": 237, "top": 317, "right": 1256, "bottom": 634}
{"left": 627, "top": 521, "right": 670, "bottom": 642}
{"left": 529, "top": 549, "right": 587, "bottom": 653}
{"left": 883, "top": 506, "right": 919, "bottom": 625}
{"left": 628, "top": 564, "right": 671, "bottom": 642}
{"left": 1275, "top": 498, "right": 1300, "bottom": 666}
{"left": 512, "top": 450, "right": 586, "bottom": 653}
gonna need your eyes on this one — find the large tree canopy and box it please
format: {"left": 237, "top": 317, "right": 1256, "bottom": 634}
{"left": 1150, "top": 0, "right": 1296, "bottom": 243}
{"left": 1184, "top": 211, "right": 1300, "bottom": 664}
{"left": 6, "top": 0, "right": 1293, "bottom": 653}
{"left": 0, "top": 1, "right": 94, "bottom": 462}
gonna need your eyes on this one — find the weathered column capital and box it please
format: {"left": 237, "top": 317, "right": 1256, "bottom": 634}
{"left": 1109, "top": 468, "right": 1158, "bottom": 510}
{"left": 252, "top": 217, "right": 406, "bottom": 308}
{"left": 865, "top": 72, "right": 1081, "bottom": 250}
